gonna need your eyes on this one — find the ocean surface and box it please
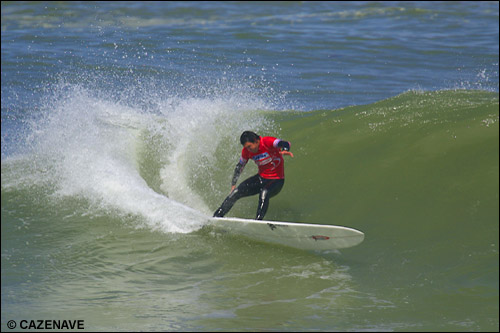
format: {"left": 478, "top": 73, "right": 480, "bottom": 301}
{"left": 1, "top": 1, "right": 499, "bottom": 331}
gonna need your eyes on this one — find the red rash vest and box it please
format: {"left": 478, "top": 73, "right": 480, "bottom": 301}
{"left": 240, "top": 136, "right": 286, "bottom": 179}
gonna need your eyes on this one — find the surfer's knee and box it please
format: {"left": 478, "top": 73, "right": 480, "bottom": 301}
{"left": 229, "top": 188, "right": 241, "bottom": 200}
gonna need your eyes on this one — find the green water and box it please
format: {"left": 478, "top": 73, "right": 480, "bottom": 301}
{"left": 2, "top": 90, "right": 499, "bottom": 331}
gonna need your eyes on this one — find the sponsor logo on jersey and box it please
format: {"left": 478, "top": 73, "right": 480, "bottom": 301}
{"left": 252, "top": 152, "right": 272, "bottom": 165}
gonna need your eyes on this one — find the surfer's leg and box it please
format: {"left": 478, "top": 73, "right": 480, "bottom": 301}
{"left": 255, "top": 179, "right": 284, "bottom": 220}
{"left": 213, "top": 174, "right": 261, "bottom": 217}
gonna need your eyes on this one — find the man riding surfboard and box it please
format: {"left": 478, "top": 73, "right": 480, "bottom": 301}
{"left": 213, "top": 131, "right": 293, "bottom": 220}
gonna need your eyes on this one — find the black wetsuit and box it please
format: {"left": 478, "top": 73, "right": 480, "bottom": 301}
{"left": 213, "top": 175, "right": 284, "bottom": 220}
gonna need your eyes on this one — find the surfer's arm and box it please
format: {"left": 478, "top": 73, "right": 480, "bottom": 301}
{"left": 231, "top": 158, "right": 247, "bottom": 188}
{"left": 277, "top": 140, "right": 290, "bottom": 151}
{"left": 276, "top": 140, "right": 294, "bottom": 157}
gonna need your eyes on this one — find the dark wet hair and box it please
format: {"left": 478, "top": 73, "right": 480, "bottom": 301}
{"left": 240, "top": 131, "right": 260, "bottom": 145}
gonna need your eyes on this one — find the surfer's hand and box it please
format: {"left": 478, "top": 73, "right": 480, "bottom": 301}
{"left": 230, "top": 185, "right": 236, "bottom": 193}
{"left": 280, "top": 151, "right": 294, "bottom": 158}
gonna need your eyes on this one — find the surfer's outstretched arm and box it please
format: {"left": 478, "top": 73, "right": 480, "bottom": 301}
{"left": 230, "top": 159, "right": 247, "bottom": 192}
{"left": 276, "top": 140, "right": 294, "bottom": 158}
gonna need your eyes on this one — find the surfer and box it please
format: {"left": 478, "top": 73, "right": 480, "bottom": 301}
{"left": 213, "top": 131, "right": 293, "bottom": 220}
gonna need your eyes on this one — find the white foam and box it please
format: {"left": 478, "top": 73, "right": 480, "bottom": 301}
{"left": 20, "top": 82, "right": 273, "bottom": 233}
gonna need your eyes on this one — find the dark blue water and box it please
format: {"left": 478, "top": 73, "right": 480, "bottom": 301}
{"left": 2, "top": 2, "right": 498, "bottom": 113}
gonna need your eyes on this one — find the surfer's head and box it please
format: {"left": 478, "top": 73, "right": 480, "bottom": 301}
{"left": 240, "top": 131, "right": 260, "bottom": 153}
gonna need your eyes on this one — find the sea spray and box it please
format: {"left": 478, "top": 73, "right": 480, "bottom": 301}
{"left": 5, "top": 78, "right": 278, "bottom": 233}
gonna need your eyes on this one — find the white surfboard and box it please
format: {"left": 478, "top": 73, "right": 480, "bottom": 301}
{"left": 207, "top": 217, "right": 364, "bottom": 251}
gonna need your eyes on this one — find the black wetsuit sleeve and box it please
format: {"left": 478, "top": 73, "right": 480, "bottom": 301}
{"left": 231, "top": 160, "right": 247, "bottom": 186}
{"left": 277, "top": 140, "right": 291, "bottom": 151}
